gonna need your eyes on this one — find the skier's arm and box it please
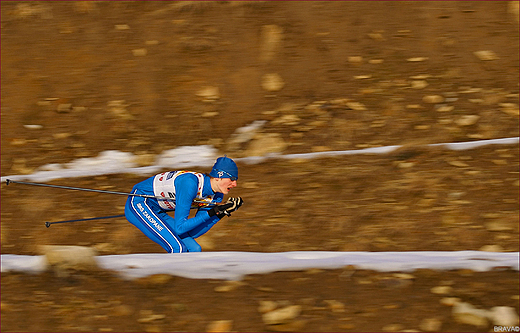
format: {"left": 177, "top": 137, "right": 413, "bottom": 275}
{"left": 172, "top": 174, "right": 214, "bottom": 235}
{"left": 187, "top": 193, "right": 224, "bottom": 238}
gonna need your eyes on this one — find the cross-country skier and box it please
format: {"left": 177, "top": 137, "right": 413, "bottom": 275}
{"left": 124, "top": 156, "right": 243, "bottom": 253}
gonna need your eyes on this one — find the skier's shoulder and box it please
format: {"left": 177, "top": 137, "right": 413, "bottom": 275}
{"left": 174, "top": 171, "right": 201, "bottom": 186}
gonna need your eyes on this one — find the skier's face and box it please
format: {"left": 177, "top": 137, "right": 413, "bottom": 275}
{"left": 216, "top": 177, "right": 237, "bottom": 194}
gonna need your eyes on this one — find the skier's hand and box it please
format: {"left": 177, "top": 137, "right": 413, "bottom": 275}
{"left": 207, "top": 197, "right": 243, "bottom": 219}
{"left": 208, "top": 204, "right": 230, "bottom": 219}
{"left": 223, "top": 197, "right": 243, "bottom": 215}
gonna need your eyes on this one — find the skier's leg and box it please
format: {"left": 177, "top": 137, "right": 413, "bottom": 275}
{"left": 125, "top": 192, "right": 187, "bottom": 253}
{"left": 154, "top": 211, "right": 203, "bottom": 252}
{"left": 180, "top": 236, "right": 202, "bottom": 252}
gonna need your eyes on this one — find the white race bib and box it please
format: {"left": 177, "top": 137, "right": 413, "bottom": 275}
{"left": 152, "top": 171, "right": 211, "bottom": 210}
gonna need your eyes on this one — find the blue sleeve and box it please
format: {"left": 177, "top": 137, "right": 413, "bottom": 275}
{"left": 187, "top": 193, "right": 224, "bottom": 238}
{"left": 172, "top": 174, "right": 213, "bottom": 235}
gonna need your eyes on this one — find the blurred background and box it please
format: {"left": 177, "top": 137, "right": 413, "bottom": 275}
{"left": 1, "top": 2, "right": 518, "bottom": 332}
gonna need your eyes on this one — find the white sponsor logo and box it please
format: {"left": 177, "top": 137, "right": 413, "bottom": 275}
{"left": 137, "top": 203, "right": 163, "bottom": 231}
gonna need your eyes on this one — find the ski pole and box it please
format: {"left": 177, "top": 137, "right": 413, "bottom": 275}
{"left": 45, "top": 214, "right": 126, "bottom": 228}
{"left": 5, "top": 179, "right": 216, "bottom": 205}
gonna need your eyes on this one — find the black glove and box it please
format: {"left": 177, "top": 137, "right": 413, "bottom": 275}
{"left": 224, "top": 197, "right": 243, "bottom": 214}
{"left": 207, "top": 197, "right": 243, "bottom": 219}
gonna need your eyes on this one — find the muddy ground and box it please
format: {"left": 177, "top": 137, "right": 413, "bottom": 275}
{"left": 1, "top": 2, "right": 519, "bottom": 332}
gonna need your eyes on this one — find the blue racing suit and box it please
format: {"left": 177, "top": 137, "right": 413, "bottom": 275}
{"left": 124, "top": 171, "right": 223, "bottom": 253}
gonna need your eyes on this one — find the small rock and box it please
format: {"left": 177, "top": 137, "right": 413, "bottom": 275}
{"left": 423, "top": 95, "right": 444, "bottom": 104}
{"left": 10, "top": 139, "right": 27, "bottom": 146}
{"left": 226, "top": 120, "right": 267, "bottom": 151}
{"left": 407, "top": 57, "right": 429, "bottom": 62}
{"left": 489, "top": 306, "right": 519, "bottom": 326}
{"left": 23, "top": 124, "right": 43, "bottom": 130}
{"left": 137, "top": 314, "right": 166, "bottom": 323}
{"left": 382, "top": 323, "right": 405, "bottom": 331}
{"left": 261, "top": 73, "right": 285, "bottom": 92}
{"left": 132, "top": 48, "right": 147, "bottom": 56}
{"left": 136, "top": 274, "right": 173, "bottom": 285}
{"left": 206, "top": 320, "right": 233, "bottom": 332}
{"left": 53, "top": 132, "right": 72, "bottom": 139}
{"left": 260, "top": 24, "right": 283, "bottom": 63}
{"left": 414, "top": 125, "right": 430, "bottom": 130}
{"left": 479, "top": 244, "right": 504, "bottom": 252}
{"left": 72, "top": 106, "right": 87, "bottom": 112}
{"left": 398, "top": 161, "right": 415, "bottom": 168}
{"left": 448, "top": 160, "right": 469, "bottom": 167}
{"left": 431, "top": 286, "right": 453, "bottom": 295}
{"left": 246, "top": 133, "right": 288, "bottom": 156}
{"left": 452, "top": 302, "right": 489, "bottom": 327}
{"left": 214, "top": 281, "right": 245, "bottom": 292}
{"left": 436, "top": 105, "right": 454, "bottom": 112}
{"left": 324, "top": 300, "right": 345, "bottom": 313}
{"left": 419, "top": 317, "right": 443, "bottom": 332}
{"left": 1, "top": 302, "right": 11, "bottom": 312}
{"left": 411, "top": 80, "right": 428, "bottom": 89}
{"left": 457, "top": 269, "right": 475, "bottom": 277}
{"left": 348, "top": 56, "right": 363, "bottom": 63}
{"left": 196, "top": 86, "right": 220, "bottom": 101}
{"left": 500, "top": 103, "right": 519, "bottom": 116}
{"left": 201, "top": 111, "right": 219, "bottom": 118}
{"left": 271, "top": 114, "right": 301, "bottom": 126}
{"left": 74, "top": 1, "right": 96, "bottom": 13}
{"left": 111, "top": 304, "right": 134, "bottom": 316}
{"left": 115, "top": 24, "right": 130, "bottom": 30}
{"left": 262, "top": 305, "right": 302, "bottom": 325}
{"left": 137, "top": 310, "right": 165, "bottom": 323}
{"left": 392, "top": 273, "right": 415, "bottom": 280}
{"left": 474, "top": 50, "right": 498, "bottom": 61}
{"left": 134, "top": 153, "right": 156, "bottom": 167}
{"left": 455, "top": 115, "right": 480, "bottom": 126}
{"left": 258, "top": 300, "right": 278, "bottom": 313}
{"left": 107, "top": 100, "right": 133, "bottom": 119}
{"left": 440, "top": 297, "right": 461, "bottom": 306}
{"left": 346, "top": 101, "right": 367, "bottom": 111}
{"left": 485, "top": 221, "right": 514, "bottom": 232}
{"left": 57, "top": 103, "right": 72, "bottom": 113}
{"left": 368, "top": 32, "right": 385, "bottom": 40}
{"left": 39, "top": 246, "right": 96, "bottom": 277}
{"left": 39, "top": 245, "right": 98, "bottom": 272}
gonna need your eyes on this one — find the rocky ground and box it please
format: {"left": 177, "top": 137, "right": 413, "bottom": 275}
{"left": 1, "top": 2, "right": 519, "bottom": 332}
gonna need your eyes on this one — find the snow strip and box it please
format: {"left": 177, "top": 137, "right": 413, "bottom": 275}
{"left": 1, "top": 251, "right": 518, "bottom": 281}
{"left": 1, "top": 137, "right": 518, "bottom": 183}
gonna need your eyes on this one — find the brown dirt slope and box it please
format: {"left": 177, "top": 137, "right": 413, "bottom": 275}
{"left": 1, "top": 2, "right": 518, "bottom": 332}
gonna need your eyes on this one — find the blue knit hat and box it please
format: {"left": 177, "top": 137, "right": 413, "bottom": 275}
{"left": 209, "top": 156, "right": 238, "bottom": 180}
